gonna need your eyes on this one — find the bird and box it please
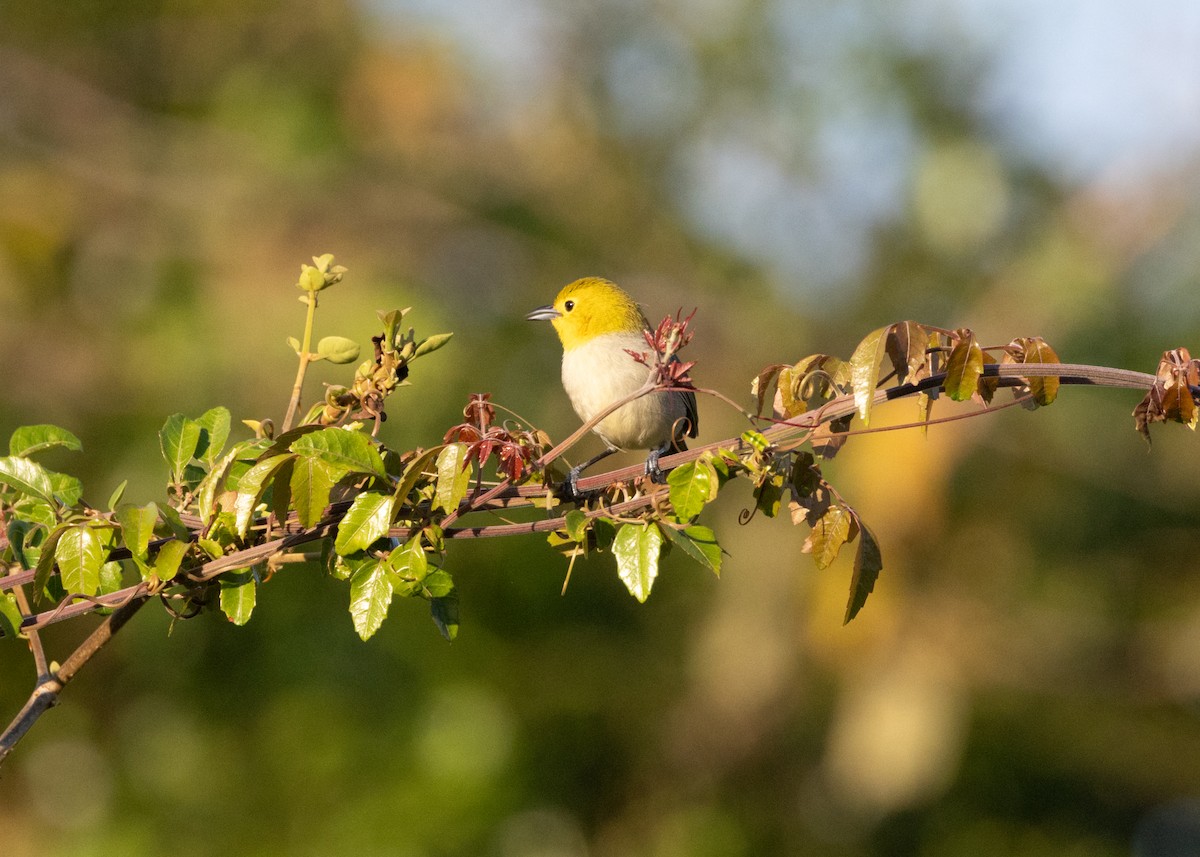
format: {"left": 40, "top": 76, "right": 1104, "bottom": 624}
{"left": 527, "top": 277, "right": 698, "bottom": 499}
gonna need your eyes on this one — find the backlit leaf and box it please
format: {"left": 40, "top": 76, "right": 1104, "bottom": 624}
{"left": 434, "top": 443, "right": 472, "bottom": 513}
{"left": 160, "top": 413, "right": 203, "bottom": 482}
{"left": 335, "top": 492, "right": 395, "bottom": 555}
{"left": 290, "top": 454, "right": 338, "bottom": 528}
{"left": 944, "top": 330, "right": 983, "bottom": 402}
{"left": 153, "top": 539, "right": 190, "bottom": 584}
{"left": 613, "top": 523, "right": 665, "bottom": 603}
{"left": 116, "top": 502, "right": 158, "bottom": 558}
{"left": 56, "top": 525, "right": 105, "bottom": 596}
{"left": 810, "top": 505, "right": 853, "bottom": 571}
{"left": 564, "top": 509, "right": 588, "bottom": 542}
{"left": 394, "top": 447, "right": 441, "bottom": 514}
{"left": 48, "top": 471, "right": 83, "bottom": 506}
{"left": 233, "top": 453, "right": 296, "bottom": 537}
{"left": 387, "top": 536, "right": 429, "bottom": 583}
{"left": 219, "top": 569, "right": 257, "bottom": 626}
{"left": 667, "top": 457, "right": 717, "bottom": 521}
{"left": 194, "top": 407, "right": 232, "bottom": 466}
{"left": 290, "top": 428, "right": 386, "bottom": 479}
{"left": 849, "top": 325, "right": 891, "bottom": 425}
{"left": 349, "top": 560, "right": 393, "bottom": 641}
{"left": 9, "top": 425, "right": 82, "bottom": 458}
{"left": 0, "top": 456, "right": 56, "bottom": 504}
{"left": 0, "top": 591, "right": 23, "bottom": 637}
{"left": 316, "top": 335, "right": 361, "bottom": 364}
{"left": 421, "top": 569, "right": 455, "bottom": 599}
{"left": 414, "top": 332, "right": 453, "bottom": 358}
{"left": 661, "top": 524, "right": 722, "bottom": 576}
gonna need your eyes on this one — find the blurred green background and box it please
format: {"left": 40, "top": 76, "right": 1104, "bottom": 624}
{"left": 3, "top": 1, "right": 1200, "bottom": 854}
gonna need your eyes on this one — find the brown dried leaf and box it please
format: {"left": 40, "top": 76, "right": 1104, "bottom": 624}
{"left": 885, "top": 321, "right": 929, "bottom": 385}
{"left": 751, "top": 365, "right": 785, "bottom": 419}
{"left": 974, "top": 351, "right": 999, "bottom": 406}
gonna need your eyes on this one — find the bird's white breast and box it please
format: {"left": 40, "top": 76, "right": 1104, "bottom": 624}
{"left": 561, "top": 332, "right": 685, "bottom": 451}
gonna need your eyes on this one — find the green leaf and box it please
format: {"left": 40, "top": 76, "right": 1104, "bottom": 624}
{"left": 270, "top": 457, "right": 294, "bottom": 524}
{"left": 290, "top": 455, "right": 338, "bottom": 528}
{"left": 116, "top": 502, "right": 158, "bottom": 558}
{"left": 0, "top": 456, "right": 56, "bottom": 504}
{"left": 160, "top": 414, "right": 202, "bottom": 482}
{"left": 0, "top": 591, "right": 23, "bottom": 638}
{"left": 755, "top": 473, "right": 783, "bottom": 518}
{"left": 414, "top": 332, "right": 453, "bottom": 358}
{"left": 810, "top": 505, "right": 853, "bottom": 571}
{"left": 740, "top": 430, "right": 769, "bottom": 455}
{"left": 387, "top": 536, "right": 429, "bottom": 584}
{"left": 335, "top": 492, "right": 396, "bottom": 555}
{"left": 219, "top": 569, "right": 257, "bottom": 626}
{"left": 849, "top": 325, "right": 891, "bottom": 425}
{"left": 32, "top": 526, "right": 68, "bottom": 602}
{"left": 612, "top": 523, "right": 665, "bottom": 603}
{"left": 315, "top": 335, "right": 361, "bottom": 364}
{"left": 56, "top": 525, "right": 106, "bottom": 596}
{"left": 290, "top": 428, "right": 386, "bottom": 479}
{"left": 429, "top": 593, "right": 459, "bottom": 641}
{"left": 9, "top": 425, "right": 82, "bottom": 458}
{"left": 845, "top": 520, "right": 883, "bottom": 624}
{"left": 11, "top": 498, "right": 57, "bottom": 531}
{"left": 153, "top": 539, "right": 190, "bottom": 583}
{"left": 667, "top": 458, "right": 717, "bottom": 521}
{"left": 661, "top": 524, "right": 722, "bottom": 576}
{"left": 233, "top": 453, "right": 297, "bottom": 537}
{"left": 106, "top": 479, "right": 128, "bottom": 512}
{"left": 194, "top": 407, "right": 232, "bottom": 466}
{"left": 48, "top": 471, "right": 83, "bottom": 506}
{"left": 349, "top": 561, "right": 394, "bottom": 641}
{"left": 421, "top": 569, "right": 454, "bottom": 598}
{"left": 944, "top": 331, "right": 984, "bottom": 402}
{"left": 564, "top": 509, "right": 588, "bottom": 542}
{"left": 433, "top": 443, "right": 472, "bottom": 514}
{"left": 394, "top": 447, "right": 441, "bottom": 508}
{"left": 196, "top": 441, "right": 252, "bottom": 525}
{"left": 98, "top": 561, "right": 124, "bottom": 596}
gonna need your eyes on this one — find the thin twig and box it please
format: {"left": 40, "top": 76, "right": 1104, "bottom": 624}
{"left": 0, "top": 591, "right": 152, "bottom": 764}
{"left": 8, "top": 581, "right": 48, "bottom": 680}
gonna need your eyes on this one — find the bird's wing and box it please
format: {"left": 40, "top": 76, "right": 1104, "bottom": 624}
{"left": 682, "top": 388, "right": 699, "bottom": 438}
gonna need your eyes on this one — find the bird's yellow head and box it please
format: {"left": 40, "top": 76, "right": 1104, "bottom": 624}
{"left": 526, "top": 277, "right": 648, "bottom": 351}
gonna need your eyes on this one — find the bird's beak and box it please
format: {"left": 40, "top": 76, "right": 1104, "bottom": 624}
{"left": 525, "top": 305, "right": 560, "bottom": 321}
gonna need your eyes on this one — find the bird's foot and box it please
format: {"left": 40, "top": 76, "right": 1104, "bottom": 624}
{"left": 645, "top": 447, "right": 668, "bottom": 484}
{"left": 556, "top": 465, "right": 586, "bottom": 503}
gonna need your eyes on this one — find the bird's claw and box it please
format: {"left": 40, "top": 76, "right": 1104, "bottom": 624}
{"left": 645, "top": 447, "right": 668, "bottom": 484}
{"left": 556, "top": 466, "right": 585, "bottom": 503}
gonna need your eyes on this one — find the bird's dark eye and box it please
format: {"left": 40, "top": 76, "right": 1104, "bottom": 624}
{"left": 564, "top": 300, "right": 575, "bottom": 312}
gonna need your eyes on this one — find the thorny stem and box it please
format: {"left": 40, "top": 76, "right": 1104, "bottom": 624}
{"left": 282, "top": 292, "right": 319, "bottom": 433}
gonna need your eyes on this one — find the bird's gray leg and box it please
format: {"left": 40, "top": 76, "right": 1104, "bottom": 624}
{"left": 563, "top": 447, "right": 618, "bottom": 501}
{"left": 645, "top": 440, "right": 673, "bottom": 484}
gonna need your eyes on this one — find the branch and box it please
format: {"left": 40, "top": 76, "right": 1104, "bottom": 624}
{"left": 0, "top": 591, "right": 151, "bottom": 764}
